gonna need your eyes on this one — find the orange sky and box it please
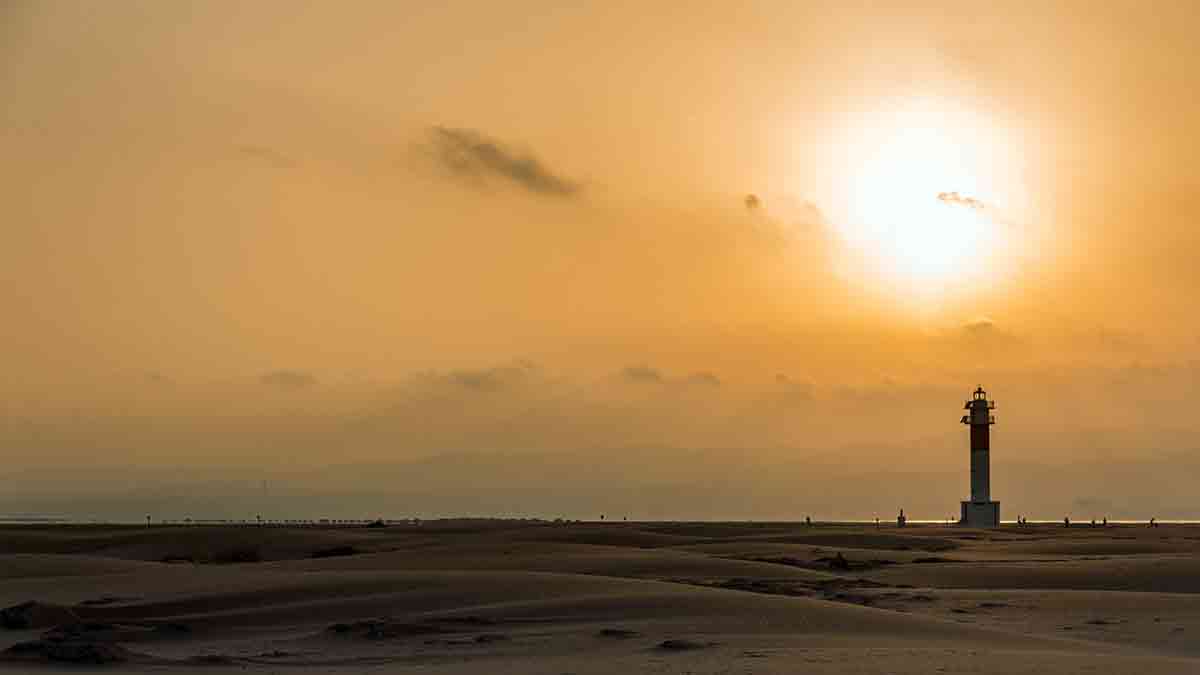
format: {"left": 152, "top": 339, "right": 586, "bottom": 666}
{"left": 2, "top": 2, "right": 1199, "bottom": 517}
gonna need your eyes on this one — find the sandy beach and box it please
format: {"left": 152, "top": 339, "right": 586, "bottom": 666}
{"left": 1, "top": 520, "right": 1197, "bottom": 673}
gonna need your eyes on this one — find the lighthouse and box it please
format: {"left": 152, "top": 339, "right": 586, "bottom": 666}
{"left": 960, "top": 386, "right": 1000, "bottom": 527}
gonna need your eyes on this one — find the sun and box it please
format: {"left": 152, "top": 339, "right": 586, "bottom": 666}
{"left": 844, "top": 125, "right": 991, "bottom": 282}
{"left": 818, "top": 97, "right": 1025, "bottom": 292}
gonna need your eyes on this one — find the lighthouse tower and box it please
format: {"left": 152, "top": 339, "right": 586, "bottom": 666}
{"left": 960, "top": 386, "right": 1000, "bottom": 527}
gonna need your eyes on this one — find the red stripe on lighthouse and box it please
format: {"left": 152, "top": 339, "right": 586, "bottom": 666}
{"left": 970, "top": 424, "right": 990, "bottom": 451}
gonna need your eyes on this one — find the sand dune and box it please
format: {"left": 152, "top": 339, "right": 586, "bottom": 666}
{"left": 1, "top": 522, "right": 1198, "bottom": 672}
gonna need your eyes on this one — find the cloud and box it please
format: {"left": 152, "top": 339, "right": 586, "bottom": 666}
{"left": 958, "top": 317, "right": 1024, "bottom": 350}
{"left": 407, "top": 361, "right": 539, "bottom": 393}
{"left": 937, "top": 191, "right": 986, "bottom": 210}
{"left": 963, "top": 317, "right": 997, "bottom": 334}
{"left": 259, "top": 370, "right": 317, "bottom": 390}
{"left": 144, "top": 371, "right": 173, "bottom": 385}
{"left": 237, "top": 144, "right": 297, "bottom": 169}
{"left": 428, "top": 127, "right": 580, "bottom": 197}
{"left": 621, "top": 366, "right": 719, "bottom": 387}
{"left": 685, "top": 371, "right": 722, "bottom": 387}
{"left": 621, "top": 365, "right": 664, "bottom": 384}
{"left": 775, "top": 373, "right": 814, "bottom": 399}
{"left": 737, "top": 193, "right": 830, "bottom": 253}
{"left": 445, "top": 361, "right": 537, "bottom": 392}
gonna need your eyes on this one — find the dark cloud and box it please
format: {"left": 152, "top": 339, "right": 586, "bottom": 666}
{"left": 744, "top": 193, "right": 761, "bottom": 210}
{"left": 428, "top": 127, "right": 580, "bottom": 197}
{"left": 259, "top": 370, "right": 317, "bottom": 389}
{"left": 237, "top": 144, "right": 297, "bottom": 169}
{"left": 621, "top": 365, "right": 664, "bottom": 384}
{"left": 937, "top": 191, "right": 986, "bottom": 210}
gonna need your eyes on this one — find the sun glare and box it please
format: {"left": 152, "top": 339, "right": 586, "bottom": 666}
{"left": 819, "top": 98, "right": 1025, "bottom": 294}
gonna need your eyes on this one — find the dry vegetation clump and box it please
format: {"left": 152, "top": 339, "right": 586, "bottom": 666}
{"left": 658, "top": 638, "right": 714, "bottom": 651}
{"left": 0, "top": 601, "right": 79, "bottom": 630}
{"left": 1, "top": 639, "right": 136, "bottom": 665}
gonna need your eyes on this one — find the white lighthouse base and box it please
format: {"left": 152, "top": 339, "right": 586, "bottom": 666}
{"left": 960, "top": 501, "right": 1000, "bottom": 528}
